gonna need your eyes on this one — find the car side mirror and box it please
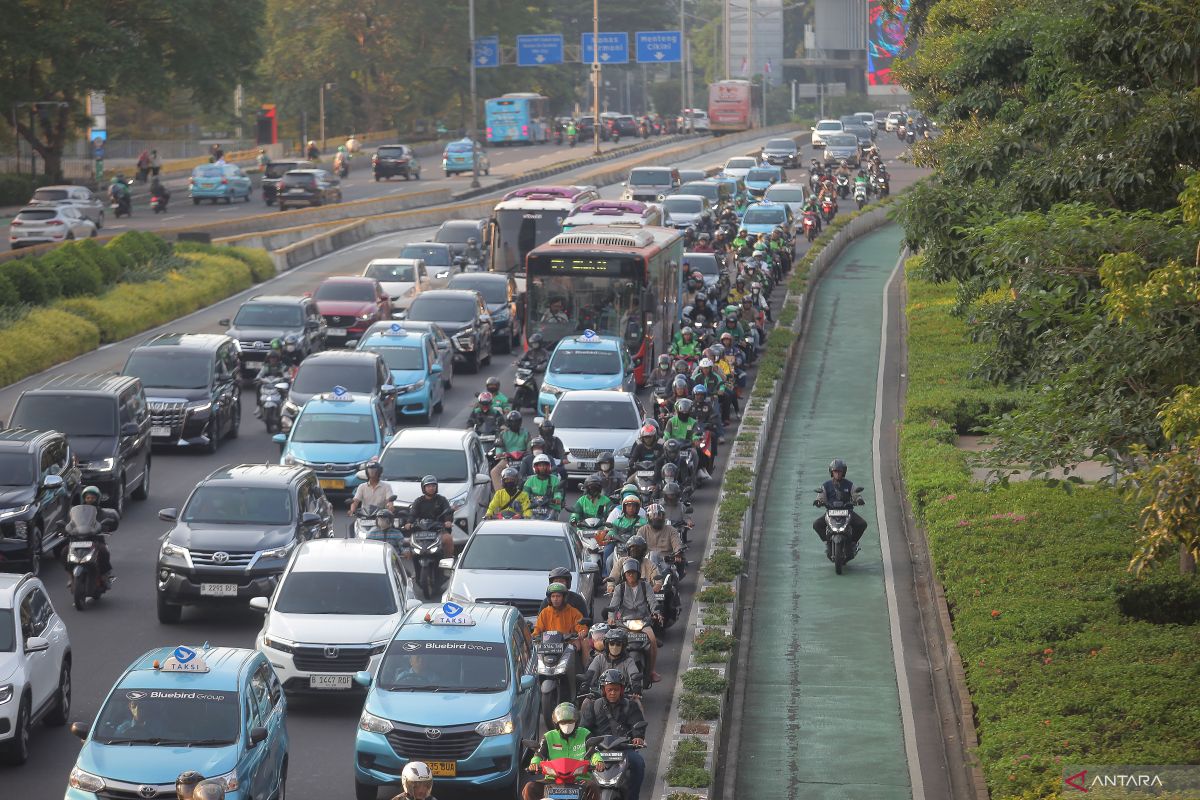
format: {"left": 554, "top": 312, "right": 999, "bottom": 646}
{"left": 431, "top": 363, "right": 443, "bottom": 374}
{"left": 120, "top": 422, "right": 140, "bottom": 437}
{"left": 249, "top": 726, "right": 269, "bottom": 746}
{"left": 354, "top": 671, "right": 374, "bottom": 688}
{"left": 25, "top": 636, "right": 49, "bottom": 653}
{"left": 218, "top": 318, "right": 231, "bottom": 328}
{"left": 301, "top": 511, "right": 321, "bottom": 526}
{"left": 41, "top": 474, "right": 64, "bottom": 489}
{"left": 158, "top": 508, "right": 178, "bottom": 522}
{"left": 520, "top": 675, "right": 536, "bottom": 693}
{"left": 474, "top": 472, "right": 491, "bottom": 486}
{"left": 70, "top": 722, "right": 91, "bottom": 741}
{"left": 438, "top": 557, "right": 455, "bottom": 571}
{"left": 272, "top": 433, "right": 287, "bottom": 445}
{"left": 581, "top": 561, "right": 598, "bottom": 573}
{"left": 249, "top": 596, "right": 269, "bottom": 612}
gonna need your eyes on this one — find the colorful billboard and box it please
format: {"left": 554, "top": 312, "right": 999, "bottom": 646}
{"left": 867, "top": 0, "right": 910, "bottom": 87}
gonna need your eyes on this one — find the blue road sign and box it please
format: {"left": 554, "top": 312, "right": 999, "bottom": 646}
{"left": 517, "top": 34, "right": 564, "bottom": 66}
{"left": 581, "top": 32, "right": 629, "bottom": 65}
{"left": 636, "top": 31, "right": 683, "bottom": 63}
{"left": 474, "top": 36, "right": 499, "bottom": 68}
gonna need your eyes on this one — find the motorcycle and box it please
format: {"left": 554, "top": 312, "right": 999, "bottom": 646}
{"left": 631, "top": 460, "right": 658, "bottom": 506}
{"left": 474, "top": 416, "right": 501, "bottom": 456}
{"left": 109, "top": 183, "right": 133, "bottom": 218}
{"left": 513, "top": 359, "right": 544, "bottom": 410}
{"left": 567, "top": 132, "right": 578, "bottom": 147}
{"left": 589, "top": 736, "right": 644, "bottom": 800}
{"left": 820, "top": 195, "right": 837, "bottom": 223}
{"left": 62, "top": 505, "right": 116, "bottom": 611}
{"left": 906, "top": 128, "right": 916, "bottom": 144}
{"left": 802, "top": 212, "right": 819, "bottom": 243}
{"left": 528, "top": 494, "right": 559, "bottom": 521}
{"left": 854, "top": 183, "right": 868, "bottom": 210}
{"left": 522, "top": 736, "right": 597, "bottom": 800}
{"left": 535, "top": 631, "right": 580, "bottom": 729}
{"left": 652, "top": 556, "right": 684, "bottom": 633}
{"left": 352, "top": 500, "right": 398, "bottom": 541}
{"left": 406, "top": 517, "right": 448, "bottom": 598}
{"left": 605, "top": 616, "right": 652, "bottom": 678}
{"left": 333, "top": 152, "right": 350, "bottom": 178}
{"left": 554, "top": 129, "right": 564, "bottom": 145}
{"left": 815, "top": 486, "right": 864, "bottom": 574}
{"left": 835, "top": 173, "right": 850, "bottom": 199}
{"left": 259, "top": 380, "right": 290, "bottom": 434}
{"left": 150, "top": 193, "right": 169, "bottom": 214}
{"left": 573, "top": 517, "right": 607, "bottom": 590}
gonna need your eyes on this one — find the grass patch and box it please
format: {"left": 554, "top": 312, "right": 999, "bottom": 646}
{"left": 665, "top": 738, "right": 711, "bottom": 788}
{"left": 902, "top": 260, "right": 1200, "bottom": 799}
{"left": 702, "top": 551, "right": 745, "bottom": 582}
{"left": 694, "top": 628, "right": 735, "bottom": 654}
{"left": 696, "top": 584, "right": 734, "bottom": 603}
{"left": 701, "top": 604, "right": 730, "bottom": 626}
{"left": 681, "top": 668, "right": 727, "bottom": 694}
{"left": 679, "top": 691, "right": 721, "bottom": 721}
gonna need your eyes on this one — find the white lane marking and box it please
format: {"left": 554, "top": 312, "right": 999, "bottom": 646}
{"left": 162, "top": 215, "right": 184, "bottom": 221}
{"left": 873, "top": 250, "right": 925, "bottom": 800}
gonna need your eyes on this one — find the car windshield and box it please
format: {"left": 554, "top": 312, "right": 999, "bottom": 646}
{"left": 315, "top": 282, "right": 374, "bottom": 302}
{"left": 765, "top": 139, "right": 794, "bottom": 151}
{"left": 265, "top": 163, "right": 305, "bottom": 179}
{"left": 194, "top": 166, "right": 224, "bottom": 178}
{"left": 448, "top": 277, "right": 505, "bottom": 304}
{"left": 678, "top": 183, "right": 719, "bottom": 202}
{"left": 725, "top": 158, "right": 755, "bottom": 170}
{"left": 825, "top": 135, "right": 857, "bottom": 147}
{"left": 683, "top": 255, "right": 719, "bottom": 276}
{"left": 550, "top": 348, "right": 620, "bottom": 375}
{"left": 274, "top": 571, "right": 396, "bottom": 614}
{"left": 16, "top": 209, "right": 56, "bottom": 220}
{"left": 292, "top": 412, "right": 378, "bottom": 444}
{"left": 663, "top": 197, "right": 703, "bottom": 214}
{"left": 407, "top": 297, "right": 475, "bottom": 322}
{"left": 292, "top": 363, "right": 377, "bottom": 395}
{"left": 0, "top": 610, "right": 13, "bottom": 652}
{"left": 744, "top": 207, "right": 786, "bottom": 225}
{"left": 11, "top": 395, "right": 116, "bottom": 437}
{"left": 182, "top": 486, "right": 294, "bottom": 525}
{"left": 32, "top": 189, "right": 70, "bottom": 201}
{"left": 765, "top": 188, "right": 806, "bottom": 203}
{"left": 377, "top": 147, "right": 407, "bottom": 158}
{"left": 446, "top": 142, "right": 475, "bottom": 153}
{"left": 379, "top": 447, "right": 469, "bottom": 482}
{"left": 92, "top": 687, "right": 240, "bottom": 746}
{"left": 817, "top": 122, "right": 842, "bottom": 132}
{"left": 283, "top": 173, "right": 318, "bottom": 187}
{"left": 0, "top": 453, "right": 34, "bottom": 486}
{"left": 435, "top": 224, "right": 479, "bottom": 244}
{"left": 233, "top": 303, "right": 303, "bottom": 328}
{"left": 400, "top": 245, "right": 451, "bottom": 267}
{"left": 745, "top": 169, "right": 778, "bottom": 182}
{"left": 123, "top": 351, "right": 211, "bottom": 390}
{"left": 363, "top": 345, "right": 424, "bottom": 371}
{"left": 461, "top": 532, "right": 573, "bottom": 571}
{"left": 629, "top": 169, "right": 672, "bottom": 186}
{"left": 365, "top": 262, "right": 415, "bottom": 282}
{"left": 378, "top": 640, "right": 508, "bottom": 692}
{"left": 551, "top": 399, "right": 638, "bottom": 429}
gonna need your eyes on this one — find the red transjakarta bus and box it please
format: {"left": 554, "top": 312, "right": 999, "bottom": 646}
{"left": 525, "top": 226, "right": 684, "bottom": 386}
{"left": 708, "top": 79, "right": 761, "bottom": 135}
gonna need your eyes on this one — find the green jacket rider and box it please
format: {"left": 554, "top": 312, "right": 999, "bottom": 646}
{"left": 664, "top": 400, "right": 698, "bottom": 443}
{"left": 524, "top": 455, "right": 565, "bottom": 511}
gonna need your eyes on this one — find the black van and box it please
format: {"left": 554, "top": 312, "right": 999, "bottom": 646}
{"left": 8, "top": 373, "right": 152, "bottom": 515}
{"left": 121, "top": 333, "right": 242, "bottom": 453}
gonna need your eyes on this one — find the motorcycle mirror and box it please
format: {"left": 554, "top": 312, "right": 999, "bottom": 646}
{"left": 522, "top": 738, "right": 539, "bottom": 751}
{"left": 274, "top": 381, "right": 290, "bottom": 391}
{"left": 854, "top": 486, "right": 864, "bottom": 493}
{"left": 300, "top": 512, "right": 321, "bottom": 526}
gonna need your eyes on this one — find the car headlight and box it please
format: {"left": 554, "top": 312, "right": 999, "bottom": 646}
{"left": 210, "top": 769, "right": 240, "bottom": 792}
{"left": 69, "top": 767, "right": 106, "bottom": 792}
{"left": 0, "top": 505, "right": 31, "bottom": 521}
{"left": 359, "top": 312, "right": 376, "bottom": 321}
{"left": 0, "top": 683, "right": 12, "bottom": 704}
{"left": 367, "top": 639, "right": 390, "bottom": 656}
{"left": 360, "top": 710, "right": 394, "bottom": 734}
{"left": 188, "top": 400, "right": 212, "bottom": 414}
{"left": 399, "top": 379, "right": 426, "bottom": 393}
{"left": 259, "top": 540, "right": 296, "bottom": 561}
{"left": 476, "top": 714, "right": 514, "bottom": 737}
{"left": 84, "top": 458, "right": 115, "bottom": 472}
{"left": 159, "top": 541, "right": 191, "bottom": 564}
{"left": 541, "top": 383, "right": 564, "bottom": 397}
{"left": 449, "top": 494, "right": 468, "bottom": 511}
{"left": 262, "top": 635, "right": 295, "bottom": 654}
{"left": 283, "top": 400, "right": 300, "bottom": 416}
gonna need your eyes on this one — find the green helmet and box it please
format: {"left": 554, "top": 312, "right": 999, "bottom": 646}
{"left": 546, "top": 582, "right": 568, "bottom": 597}
{"left": 270, "top": 338, "right": 283, "bottom": 350}
{"left": 551, "top": 702, "right": 578, "bottom": 727}
{"left": 620, "top": 483, "right": 639, "bottom": 499}
{"left": 82, "top": 485, "right": 102, "bottom": 501}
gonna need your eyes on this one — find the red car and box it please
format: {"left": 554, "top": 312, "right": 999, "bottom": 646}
{"left": 311, "top": 276, "right": 393, "bottom": 347}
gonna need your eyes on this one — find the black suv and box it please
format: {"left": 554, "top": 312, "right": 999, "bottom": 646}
{"left": 261, "top": 159, "right": 315, "bottom": 206}
{"left": 0, "top": 429, "right": 80, "bottom": 574}
{"left": 121, "top": 333, "right": 242, "bottom": 453}
{"left": 277, "top": 169, "right": 342, "bottom": 210}
{"left": 760, "top": 137, "right": 801, "bottom": 168}
{"left": 7, "top": 374, "right": 151, "bottom": 515}
{"left": 154, "top": 464, "right": 334, "bottom": 623}
{"left": 404, "top": 289, "right": 494, "bottom": 373}
{"left": 220, "top": 294, "right": 327, "bottom": 378}
{"left": 433, "top": 219, "right": 488, "bottom": 263}
{"left": 446, "top": 272, "right": 523, "bottom": 353}
{"left": 372, "top": 144, "right": 422, "bottom": 181}
{"left": 282, "top": 350, "right": 396, "bottom": 431}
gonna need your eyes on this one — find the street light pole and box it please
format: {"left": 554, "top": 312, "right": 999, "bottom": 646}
{"left": 319, "top": 83, "right": 326, "bottom": 150}
{"left": 468, "top": 0, "right": 481, "bottom": 188}
{"left": 592, "top": 0, "right": 602, "bottom": 155}
{"left": 680, "top": 0, "right": 690, "bottom": 133}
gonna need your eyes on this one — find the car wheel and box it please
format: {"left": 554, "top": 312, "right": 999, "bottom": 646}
{"left": 355, "top": 780, "right": 378, "bottom": 800}
{"left": 46, "top": 657, "right": 71, "bottom": 726}
{"left": 276, "top": 761, "right": 288, "bottom": 800}
{"left": 26, "top": 523, "right": 43, "bottom": 576}
{"left": 156, "top": 591, "right": 182, "bottom": 623}
{"left": 110, "top": 476, "right": 126, "bottom": 517}
{"left": 132, "top": 457, "right": 151, "bottom": 501}
{"left": 445, "top": 170, "right": 451, "bottom": 177}
{"left": 0, "top": 695, "right": 31, "bottom": 765}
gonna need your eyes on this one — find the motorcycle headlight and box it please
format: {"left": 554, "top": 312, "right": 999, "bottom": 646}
{"left": 69, "top": 767, "right": 106, "bottom": 792}
{"left": 210, "top": 769, "right": 240, "bottom": 792}
{"left": 259, "top": 540, "right": 296, "bottom": 561}
{"left": 84, "top": 457, "right": 115, "bottom": 472}
{"left": 624, "top": 619, "right": 645, "bottom": 632}
{"left": 262, "top": 635, "right": 295, "bottom": 654}
{"left": 476, "top": 714, "right": 514, "bottom": 737}
{"left": 360, "top": 710, "right": 394, "bottom": 734}
{"left": 0, "top": 683, "right": 12, "bottom": 704}
{"left": 188, "top": 400, "right": 212, "bottom": 415}
{"left": 0, "top": 504, "right": 31, "bottom": 521}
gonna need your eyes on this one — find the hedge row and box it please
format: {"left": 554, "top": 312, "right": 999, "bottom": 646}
{"left": 0, "top": 173, "right": 58, "bottom": 207}
{"left": 901, "top": 260, "right": 1200, "bottom": 799}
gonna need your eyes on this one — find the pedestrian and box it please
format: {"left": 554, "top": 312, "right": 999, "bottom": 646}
{"left": 136, "top": 149, "right": 151, "bottom": 183}
{"left": 149, "top": 149, "right": 161, "bottom": 176}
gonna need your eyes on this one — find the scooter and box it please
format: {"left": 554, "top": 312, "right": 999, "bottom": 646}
{"left": 62, "top": 506, "right": 116, "bottom": 611}
{"left": 802, "top": 212, "right": 819, "bottom": 242}
{"left": 572, "top": 517, "right": 607, "bottom": 590}
{"left": 513, "top": 361, "right": 542, "bottom": 411}
{"left": 535, "top": 631, "right": 580, "bottom": 729}
{"left": 815, "top": 486, "right": 864, "bottom": 574}
{"left": 150, "top": 193, "right": 169, "bottom": 214}
{"left": 567, "top": 132, "right": 578, "bottom": 147}
{"left": 605, "top": 614, "right": 651, "bottom": 678}
{"left": 259, "top": 379, "right": 290, "bottom": 434}
{"left": 631, "top": 459, "right": 659, "bottom": 506}
{"left": 854, "top": 183, "right": 868, "bottom": 210}
{"left": 835, "top": 173, "right": 850, "bottom": 199}
{"left": 109, "top": 184, "right": 133, "bottom": 218}
{"left": 590, "top": 736, "right": 644, "bottom": 800}
{"left": 406, "top": 518, "right": 448, "bottom": 599}
{"left": 333, "top": 152, "right": 350, "bottom": 178}
{"left": 522, "top": 737, "right": 597, "bottom": 800}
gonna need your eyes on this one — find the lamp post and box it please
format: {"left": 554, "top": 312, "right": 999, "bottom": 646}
{"left": 468, "top": 0, "right": 481, "bottom": 188}
{"left": 592, "top": 0, "right": 602, "bottom": 155}
{"left": 680, "top": 0, "right": 690, "bottom": 132}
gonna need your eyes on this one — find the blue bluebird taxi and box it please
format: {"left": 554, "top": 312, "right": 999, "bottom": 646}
{"left": 741, "top": 201, "right": 794, "bottom": 237}
{"left": 273, "top": 386, "right": 393, "bottom": 495}
{"left": 356, "top": 323, "right": 445, "bottom": 423}
{"left": 353, "top": 602, "right": 539, "bottom": 800}
{"left": 538, "top": 330, "right": 636, "bottom": 414}
{"left": 442, "top": 138, "right": 490, "bottom": 177}
{"left": 66, "top": 644, "right": 289, "bottom": 800}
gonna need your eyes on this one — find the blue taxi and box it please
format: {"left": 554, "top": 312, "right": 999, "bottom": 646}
{"left": 538, "top": 330, "right": 636, "bottom": 414}
{"left": 442, "top": 138, "right": 490, "bottom": 177}
{"left": 356, "top": 323, "right": 446, "bottom": 423}
{"left": 711, "top": 173, "right": 749, "bottom": 215}
{"left": 273, "top": 386, "right": 393, "bottom": 495}
{"left": 743, "top": 164, "right": 785, "bottom": 200}
{"left": 742, "top": 201, "right": 794, "bottom": 237}
{"left": 67, "top": 644, "right": 289, "bottom": 800}
{"left": 353, "top": 602, "right": 538, "bottom": 800}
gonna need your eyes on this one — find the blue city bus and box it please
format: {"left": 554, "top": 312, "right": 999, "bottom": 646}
{"left": 485, "top": 93, "right": 551, "bottom": 145}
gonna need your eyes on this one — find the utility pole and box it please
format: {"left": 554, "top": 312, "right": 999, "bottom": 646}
{"left": 469, "top": 0, "right": 481, "bottom": 188}
{"left": 723, "top": 0, "right": 730, "bottom": 79}
{"left": 319, "top": 83, "right": 326, "bottom": 150}
{"left": 680, "top": 0, "right": 689, "bottom": 132}
{"left": 592, "top": 0, "right": 602, "bottom": 154}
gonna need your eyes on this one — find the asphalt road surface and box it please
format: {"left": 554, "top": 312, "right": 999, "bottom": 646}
{"left": 0, "top": 133, "right": 922, "bottom": 799}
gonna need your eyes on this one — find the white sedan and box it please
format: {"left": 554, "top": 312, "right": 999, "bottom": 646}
{"left": 9, "top": 205, "right": 97, "bottom": 249}
{"left": 548, "top": 389, "right": 646, "bottom": 481}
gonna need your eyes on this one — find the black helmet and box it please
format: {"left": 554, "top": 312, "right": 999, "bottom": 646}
{"left": 647, "top": 504, "right": 665, "bottom": 528}
{"left": 604, "top": 627, "right": 629, "bottom": 647}
{"left": 664, "top": 439, "right": 682, "bottom": 460}
{"left": 421, "top": 474, "right": 438, "bottom": 489}
{"left": 663, "top": 480, "right": 682, "bottom": 500}
{"left": 672, "top": 376, "right": 689, "bottom": 393}
{"left": 539, "top": 420, "right": 555, "bottom": 437}
{"left": 529, "top": 436, "right": 547, "bottom": 452}
{"left": 365, "top": 461, "right": 383, "bottom": 476}
{"left": 597, "top": 452, "right": 615, "bottom": 472}
{"left": 176, "top": 772, "right": 205, "bottom": 793}
{"left": 600, "top": 668, "right": 625, "bottom": 688}
{"left": 528, "top": 333, "right": 544, "bottom": 350}
{"left": 829, "top": 459, "right": 847, "bottom": 477}
{"left": 672, "top": 359, "right": 689, "bottom": 376}
{"left": 627, "top": 534, "right": 647, "bottom": 559}
{"left": 501, "top": 466, "right": 520, "bottom": 490}
{"left": 486, "top": 376, "right": 501, "bottom": 392}
{"left": 548, "top": 566, "right": 572, "bottom": 582}
{"left": 675, "top": 398, "right": 693, "bottom": 416}
{"left": 506, "top": 410, "right": 522, "bottom": 429}
{"left": 656, "top": 354, "right": 672, "bottom": 370}
{"left": 584, "top": 474, "right": 603, "bottom": 494}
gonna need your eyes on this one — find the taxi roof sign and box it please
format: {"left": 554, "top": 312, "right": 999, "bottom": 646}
{"left": 576, "top": 329, "right": 601, "bottom": 344}
{"left": 423, "top": 602, "right": 476, "bottom": 626}
{"left": 159, "top": 645, "right": 210, "bottom": 673}
{"left": 383, "top": 323, "right": 407, "bottom": 336}
{"left": 324, "top": 385, "right": 354, "bottom": 401}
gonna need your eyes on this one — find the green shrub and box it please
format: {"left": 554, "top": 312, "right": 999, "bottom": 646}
{"left": 693, "top": 628, "right": 734, "bottom": 653}
{"left": 106, "top": 230, "right": 161, "bottom": 269}
{"left": 0, "top": 173, "right": 56, "bottom": 206}
{"left": 1114, "top": 573, "right": 1200, "bottom": 625}
{"left": 665, "top": 738, "right": 710, "bottom": 787}
{"left": 701, "top": 604, "right": 730, "bottom": 625}
{"left": 681, "top": 668, "right": 727, "bottom": 694}
{"left": 696, "top": 584, "right": 734, "bottom": 603}
{"left": 103, "top": 238, "right": 136, "bottom": 275}
{"left": 702, "top": 551, "right": 744, "bottom": 582}
{"left": 0, "top": 259, "right": 54, "bottom": 305}
{"left": 0, "top": 272, "right": 19, "bottom": 308}
{"left": 0, "top": 308, "right": 101, "bottom": 386}
{"left": 679, "top": 691, "right": 721, "bottom": 720}
{"left": 73, "top": 238, "right": 122, "bottom": 283}
{"left": 39, "top": 248, "right": 103, "bottom": 297}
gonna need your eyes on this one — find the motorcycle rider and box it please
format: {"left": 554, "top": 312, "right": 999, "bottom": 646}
{"left": 520, "top": 333, "right": 550, "bottom": 371}
{"left": 524, "top": 703, "right": 600, "bottom": 800}
{"left": 391, "top": 761, "right": 439, "bottom": 800}
{"left": 518, "top": 436, "right": 551, "bottom": 481}
{"left": 649, "top": 354, "right": 675, "bottom": 396}
{"left": 659, "top": 481, "right": 692, "bottom": 543}
{"left": 664, "top": 399, "right": 706, "bottom": 480}
{"left": 253, "top": 346, "right": 289, "bottom": 418}
{"left": 467, "top": 391, "right": 504, "bottom": 433}
{"left": 407, "top": 475, "right": 455, "bottom": 557}
{"left": 490, "top": 410, "right": 531, "bottom": 487}
{"left": 595, "top": 452, "right": 625, "bottom": 496}
{"left": 571, "top": 473, "right": 613, "bottom": 527}
{"left": 149, "top": 175, "right": 171, "bottom": 210}
{"left": 607, "top": 554, "right": 661, "bottom": 683}
{"left": 584, "top": 627, "right": 643, "bottom": 697}
{"left": 692, "top": 232, "right": 714, "bottom": 253}
{"left": 464, "top": 237, "right": 483, "bottom": 266}
{"left": 601, "top": 493, "right": 645, "bottom": 573}
{"left": 66, "top": 486, "right": 118, "bottom": 580}
{"left": 306, "top": 140, "right": 320, "bottom": 161}
{"left": 539, "top": 566, "right": 590, "bottom": 619}
{"left": 256, "top": 147, "right": 271, "bottom": 169}
{"left": 532, "top": 582, "right": 591, "bottom": 665}
{"left": 108, "top": 175, "right": 131, "bottom": 214}
{"left": 670, "top": 326, "right": 701, "bottom": 359}
{"left": 367, "top": 508, "right": 407, "bottom": 551}
{"left": 348, "top": 461, "right": 392, "bottom": 520}
{"left": 812, "top": 458, "right": 867, "bottom": 551}
{"left": 484, "top": 376, "right": 511, "bottom": 412}
{"left": 486, "top": 466, "right": 533, "bottom": 519}
{"left": 626, "top": 423, "right": 663, "bottom": 468}
{"left": 524, "top": 454, "right": 565, "bottom": 518}
{"left": 580, "top": 671, "right": 648, "bottom": 799}
{"left": 640, "top": 504, "right": 684, "bottom": 575}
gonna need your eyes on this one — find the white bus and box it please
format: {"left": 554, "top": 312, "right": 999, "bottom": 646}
{"left": 487, "top": 185, "right": 600, "bottom": 273}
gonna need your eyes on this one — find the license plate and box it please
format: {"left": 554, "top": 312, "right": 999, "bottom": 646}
{"left": 429, "top": 761, "right": 457, "bottom": 777}
{"left": 627, "top": 631, "right": 648, "bottom": 642}
{"left": 309, "top": 674, "right": 353, "bottom": 690}
{"left": 326, "top": 328, "right": 347, "bottom": 336}
{"left": 319, "top": 478, "right": 345, "bottom": 490}
{"left": 200, "top": 583, "right": 238, "bottom": 597}
{"left": 655, "top": 593, "right": 665, "bottom": 602}
{"left": 548, "top": 788, "right": 582, "bottom": 798}
{"left": 151, "top": 426, "right": 171, "bottom": 438}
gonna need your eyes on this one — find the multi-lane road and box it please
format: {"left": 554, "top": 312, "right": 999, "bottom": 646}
{"left": 0, "top": 133, "right": 923, "bottom": 799}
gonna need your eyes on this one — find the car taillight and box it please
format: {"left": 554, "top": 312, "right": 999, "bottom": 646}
{"left": 443, "top": 151, "right": 449, "bottom": 159}
{"left": 221, "top": 178, "right": 228, "bottom": 184}
{"left": 486, "top": 127, "right": 493, "bottom": 138}
{"left": 10, "top": 221, "right": 21, "bottom": 226}
{"left": 522, "top": 125, "right": 528, "bottom": 135}
{"left": 45, "top": 220, "right": 64, "bottom": 226}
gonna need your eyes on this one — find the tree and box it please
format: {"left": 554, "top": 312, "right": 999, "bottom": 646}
{"left": 0, "top": 0, "right": 263, "bottom": 180}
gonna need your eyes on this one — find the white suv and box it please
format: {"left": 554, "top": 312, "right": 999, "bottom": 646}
{"left": 0, "top": 573, "right": 71, "bottom": 764}
{"left": 810, "top": 119, "right": 844, "bottom": 148}
{"left": 253, "top": 539, "right": 414, "bottom": 694}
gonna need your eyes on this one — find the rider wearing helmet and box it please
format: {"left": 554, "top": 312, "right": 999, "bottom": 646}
{"left": 670, "top": 326, "right": 701, "bottom": 358}
{"left": 72, "top": 485, "right": 119, "bottom": 578}
{"left": 638, "top": 503, "right": 683, "bottom": 569}
{"left": 484, "top": 376, "right": 511, "bottom": 413}
{"left": 584, "top": 627, "right": 643, "bottom": 696}
{"left": 464, "top": 237, "right": 483, "bottom": 266}
{"left": 594, "top": 451, "right": 624, "bottom": 495}
{"left": 407, "top": 475, "right": 455, "bottom": 556}
{"left": 367, "top": 508, "right": 406, "bottom": 550}
{"left": 467, "top": 391, "right": 504, "bottom": 432}
{"left": 600, "top": 493, "right": 646, "bottom": 574}
{"left": 812, "top": 458, "right": 868, "bottom": 549}
{"left": 524, "top": 702, "right": 600, "bottom": 800}
{"left": 539, "top": 566, "right": 590, "bottom": 619}
{"left": 537, "top": 419, "right": 568, "bottom": 467}
{"left": 393, "top": 761, "right": 438, "bottom": 800}
{"left": 175, "top": 771, "right": 206, "bottom": 800}
{"left": 580, "top": 670, "right": 648, "bottom": 800}
{"left": 607, "top": 553, "right": 661, "bottom": 683}
{"left": 252, "top": 342, "right": 288, "bottom": 418}
{"left": 520, "top": 332, "right": 550, "bottom": 372}
{"left": 532, "top": 582, "right": 591, "bottom": 662}
{"left": 571, "top": 473, "right": 613, "bottom": 527}
{"left": 349, "top": 461, "right": 392, "bottom": 519}
{"left": 486, "top": 466, "right": 532, "bottom": 519}
{"left": 627, "top": 422, "right": 663, "bottom": 466}
{"left": 523, "top": 454, "right": 564, "bottom": 517}
{"left": 498, "top": 409, "right": 530, "bottom": 457}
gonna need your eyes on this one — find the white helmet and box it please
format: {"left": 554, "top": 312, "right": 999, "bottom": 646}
{"left": 533, "top": 454, "right": 552, "bottom": 467}
{"left": 402, "top": 761, "right": 434, "bottom": 794}
{"left": 699, "top": 358, "right": 713, "bottom": 369}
